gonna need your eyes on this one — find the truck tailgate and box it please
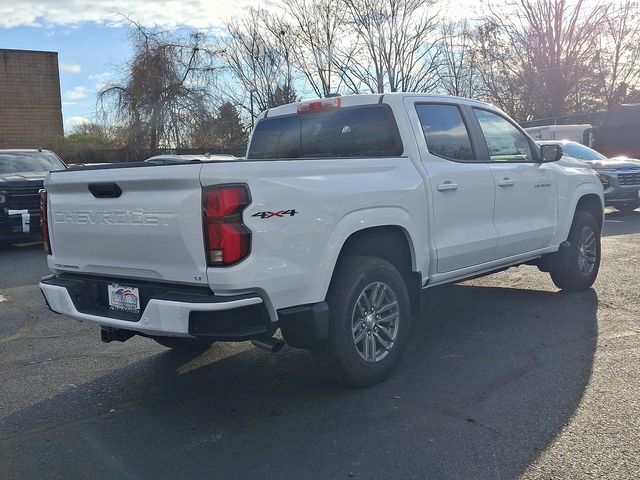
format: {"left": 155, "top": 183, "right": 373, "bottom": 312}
{"left": 45, "top": 164, "right": 208, "bottom": 286}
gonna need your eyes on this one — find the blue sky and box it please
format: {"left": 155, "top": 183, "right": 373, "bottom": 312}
{"left": 0, "top": 0, "right": 265, "bottom": 133}
{"left": 2, "top": 24, "right": 131, "bottom": 132}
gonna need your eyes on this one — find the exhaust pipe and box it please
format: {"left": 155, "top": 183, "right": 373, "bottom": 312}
{"left": 251, "top": 336, "right": 286, "bottom": 353}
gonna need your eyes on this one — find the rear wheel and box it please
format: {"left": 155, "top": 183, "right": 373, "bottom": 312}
{"left": 153, "top": 337, "right": 213, "bottom": 351}
{"left": 312, "top": 256, "right": 411, "bottom": 387}
{"left": 549, "top": 210, "right": 601, "bottom": 291}
{"left": 614, "top": 202, "right": 640, "bottom": 214}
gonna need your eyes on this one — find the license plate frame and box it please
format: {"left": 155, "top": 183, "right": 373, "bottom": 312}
{"left": 107, "top": 283, "right": 141, "bottom": 314}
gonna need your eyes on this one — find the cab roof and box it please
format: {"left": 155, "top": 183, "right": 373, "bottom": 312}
{"left": 260, "top": 92, "right": 494, "bottom": 119}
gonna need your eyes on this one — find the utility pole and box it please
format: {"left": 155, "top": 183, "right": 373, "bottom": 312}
{"left": 250, "top": 90, "right": 255, "bottom": 128}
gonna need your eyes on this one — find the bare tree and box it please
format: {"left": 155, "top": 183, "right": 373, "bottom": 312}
{"left": 438, "top": 20, "right": 481, "bottom": 98}
{"left": 339, "top": 0, "right": 442, "bottom": 93}
{"left": 281, "top": 0, "right": 345, "bottom": 97}
{"left": 472, "top": 21, "right": 534, "bottom": 120}
{"left": 98, "top": 21, "right": 221, "bottom": 151}
{"left": 483, "top": 0, "right": 609, "bottom": 119}
{"left": 95, "top": 0, "right": 640, "bottom": 147}
{"left": 222, "top": 8, "right": 297, "bottom": 122}
{"left": 594, "top": 0, "right": 640, "bottom": 109}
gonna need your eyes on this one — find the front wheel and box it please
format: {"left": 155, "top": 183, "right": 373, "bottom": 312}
{"left": 549, "top": 210, "right": 601, "bottom": 291}
{"left": 312, "top": 256, "right": 412, "bottom": 387}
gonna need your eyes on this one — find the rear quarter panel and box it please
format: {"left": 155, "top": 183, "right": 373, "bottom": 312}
{"left": 201, "top": 158, "right": 427, "bottom": 311}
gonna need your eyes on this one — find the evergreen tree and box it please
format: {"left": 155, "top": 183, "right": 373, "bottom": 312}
{"left": 268, "top": 84, "right": 298, "bottom": 108}
{"left": 215, "top": 102, "right": 248, "bottom": 147}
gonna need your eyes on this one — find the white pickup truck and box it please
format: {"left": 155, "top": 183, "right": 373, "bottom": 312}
{"left": 40, "top": 93, "right": 604, "bottom": 387}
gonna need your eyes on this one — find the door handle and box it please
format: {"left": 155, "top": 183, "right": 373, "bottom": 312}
{"left": 437, "top": 182, "right": 459, "bottom": 192}
{"left": 498, "top": 178, "right": 515, "bottom": 187}
{"left": 88, "top": 182, "right": 122, "bottom": 198}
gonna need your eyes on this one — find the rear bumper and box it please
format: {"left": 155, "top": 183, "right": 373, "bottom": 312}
{"left": 40, "top": 274, "right": 272, "bottom": 339}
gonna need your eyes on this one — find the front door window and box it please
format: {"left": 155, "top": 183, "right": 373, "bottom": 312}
{"left": 473, "top": 109, "right": 533, "bottom": 163}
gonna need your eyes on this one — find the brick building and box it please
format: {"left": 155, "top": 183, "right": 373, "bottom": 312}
{"left": 0, "top": 49, "right": 63, "bottom": 148}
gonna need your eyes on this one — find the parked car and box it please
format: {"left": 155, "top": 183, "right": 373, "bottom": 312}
{"left": 539, "top": 140, "right": 640, "bottom": 214}
{"left": 39, "top": 94, "right": 603, "bottom": 387}
{"left": 0, "top": 149, "right": 66, "bottom": 248}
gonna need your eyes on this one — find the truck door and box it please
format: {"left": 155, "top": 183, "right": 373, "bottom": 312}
{"left": 404, "top": 99, "right": 498, "bottom": 273}
{"left": 469, "top": 107, "right": 557, "bottom": 258}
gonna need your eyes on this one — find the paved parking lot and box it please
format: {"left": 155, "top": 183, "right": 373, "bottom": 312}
{"left": 1, "top": 210, "right": 639, "bottom": 480}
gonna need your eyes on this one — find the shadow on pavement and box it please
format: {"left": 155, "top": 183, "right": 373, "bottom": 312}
{"left": 0, "top": 240, "right": 42, "bottom": 250}
{"left": 1, "top": 284, "right": 598, "bottom": 480}
{"left": 603, "top": 210, "right": 640, "bottom": 237}
{"left": 0, "top": 242, "right": 49, "bottom": 289}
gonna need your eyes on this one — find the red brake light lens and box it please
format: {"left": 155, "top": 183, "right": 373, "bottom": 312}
{"left": 205, "top": 186, "right": 250, "bottom": 218}
{"left": 40, "top": 190, "right": 52, "bottom": 255}
{"left": 297, "top": 97, "right": 341, "bottom": 114}
{"left": 203, "top": 185, "right": 251, "bottom": 266}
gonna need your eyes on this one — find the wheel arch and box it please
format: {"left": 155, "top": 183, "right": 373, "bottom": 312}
{"left": 329, "top": 225, "right": 423, "bottom": 316}
{"left": 575, "top": 193, "right": 604, "bottom": 232}
{"left": 280, "top": 220, "right": 424, "bottom": 350}
{"left": 553, "top": 183, "right": 604, "bottom": 245}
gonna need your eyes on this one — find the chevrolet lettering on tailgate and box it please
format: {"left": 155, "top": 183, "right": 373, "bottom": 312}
{"left": 53, "top": 210, "right": 175, "bottom": 226}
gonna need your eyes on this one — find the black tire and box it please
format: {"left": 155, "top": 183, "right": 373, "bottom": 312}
{"left": 312, "top": 255, "right": 412, "bottom": 388}
{"left": 550, "top": 210, "right": 601, "bottom": 292}
{"left": 614, "top": 203, "right": 640, "bottom": 214}
{"left": 153, "top": 337, "right": 213, "bottom": 351}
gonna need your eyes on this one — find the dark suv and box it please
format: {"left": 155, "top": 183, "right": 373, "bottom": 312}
{"left": 0, "top": 149, "right": 66, "bottom": 247}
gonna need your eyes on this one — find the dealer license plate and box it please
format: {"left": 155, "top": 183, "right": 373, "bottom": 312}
{"left": 108, "top": 284, "right": 141, "bottom": 313}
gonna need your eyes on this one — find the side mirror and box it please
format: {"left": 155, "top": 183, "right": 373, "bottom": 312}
{"left": 539, "top": 144, "right": 563, "bottom": 163}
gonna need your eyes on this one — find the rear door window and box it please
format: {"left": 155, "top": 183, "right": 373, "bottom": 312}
{"left": 415, "top": 104, "right": 474, "bottom": 161}
{"left": 247, "top": 105, "right": 403, "bottom": 159}
{"left": 245, "top": 115, "right": 300, "bottom": 159}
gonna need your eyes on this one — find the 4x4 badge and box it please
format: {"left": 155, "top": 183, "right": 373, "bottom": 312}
{"left": 251, "top": 210, "right": 298, "bottom": 219}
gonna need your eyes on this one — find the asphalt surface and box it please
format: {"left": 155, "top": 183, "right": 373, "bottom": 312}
{"left": 1, "top": 210, "right": 639, "bottom": 479}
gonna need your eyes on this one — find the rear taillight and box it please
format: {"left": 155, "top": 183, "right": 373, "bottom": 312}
{"left": 40, "top": 190, "right": 52, "bottom": 255}
{"left": 203, "top": 185, "right": 251, "bottom": 266}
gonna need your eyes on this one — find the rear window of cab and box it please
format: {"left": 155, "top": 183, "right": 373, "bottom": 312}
{"left": 247, "top": 104, "right": 404, "bottom": 159}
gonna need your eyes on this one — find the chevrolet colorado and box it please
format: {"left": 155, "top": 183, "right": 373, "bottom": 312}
{"left": 39, "top": 93, "right": 604, "bottom": 386}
